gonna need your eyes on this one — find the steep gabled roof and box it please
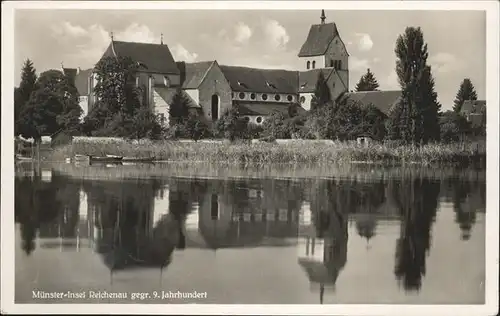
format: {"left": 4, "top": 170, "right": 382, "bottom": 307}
{"left": 179, "top": 61, "right": 215, "bottom": 89}
{"left": 460, "top": 100, "right": 486, "bottom": 115}
{"left": 298, "top": 23, "right": 339, "bottom": 57}
{"left": 343, "top": 90, "right": 402, "bottom": 115}
{"left": 234, "top": 101, "right": 306, "bottom": 116}
{"left": 153, "top": 87, "right": 200, "bottom": 108}
{"left": 101, "top": 40, "right": 180, "bottom": 75}
{"left": 219, "top": 65, "right": 299, "bottom": 94}
{"left": 298, "top": 68, "right": 335, "bottom": 93}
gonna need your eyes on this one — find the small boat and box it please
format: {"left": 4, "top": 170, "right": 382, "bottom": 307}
{"left": 121, "top": 156, "right": 155, "bottom": 163}
{"left": 89, "top": 155, "right": 123, "bottom": 163}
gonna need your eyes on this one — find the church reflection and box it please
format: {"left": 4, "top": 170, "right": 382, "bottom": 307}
{"left": 15, "top": 166, "right": 487, "bottom": 295}
{"left": 183, "top": 179, "right": 303, "bottom": 250}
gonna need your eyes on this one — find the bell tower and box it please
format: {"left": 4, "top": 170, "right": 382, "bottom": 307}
{"left": 298, "top": 10, "right": 349, "bottom": 88}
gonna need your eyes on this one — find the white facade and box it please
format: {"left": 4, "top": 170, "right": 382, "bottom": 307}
{"left": 299, "top": 93, "right": 314, "bottom": 111}
{"left": 232, "top": 92, "right": 297, "bottom": 104}
{"left": 299, "top": 55, "right": 325, "bottom": 71}
{"left": 79, "top": 96, "right": 89, "bottom": 121}
{"left": 152, "top": 89, "right": 170, "bottom": 126}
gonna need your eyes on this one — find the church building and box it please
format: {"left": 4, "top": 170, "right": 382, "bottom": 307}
{"left": 68, "top": 10, "right": 399, "bottom": 128}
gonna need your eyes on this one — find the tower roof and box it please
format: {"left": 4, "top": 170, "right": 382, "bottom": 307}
{"left": 298, "top": 22, "right": 339, "bottom": 57}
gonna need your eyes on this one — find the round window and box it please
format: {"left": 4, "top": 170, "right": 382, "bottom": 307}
{"left": 239, "top": 92, "right": 245, "bottom": 99}
{"left": 274, "top": 94, "right": 281, "bottom": 101}
{"left": 256, "top": 117, "right": 263, "bottom": 124}
{"left": 287, "top": 95, "right": 293, "bottom": 102}
{"left": 250, "top": 93, "right": 256, "bottom": 100}
{"left": 300, "top": 96, "right": 306, "bottom": 104}
{"left": 262, "top": 94, "right": 268, "bottom": 101}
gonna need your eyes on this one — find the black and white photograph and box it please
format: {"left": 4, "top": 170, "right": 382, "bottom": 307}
{"left": 1, "top": 1, "right": 499, "bottom": 315}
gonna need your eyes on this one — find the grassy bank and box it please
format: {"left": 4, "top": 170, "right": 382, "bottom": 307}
{"left": 44, "top": 139, "right": 486, "bottom": 167}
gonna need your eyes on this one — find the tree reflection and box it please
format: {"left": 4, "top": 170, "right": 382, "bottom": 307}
{"left": 392, "top": 176, "right": 440, "bottom": 292}
{"left": 15, "top": 170, "right": 63, "bottom": 255}
{"left": 451, "top": 178, "right": 483, "bottom": 241}
{"left": 84, "top": 178, "right": 190, "bottom": 272}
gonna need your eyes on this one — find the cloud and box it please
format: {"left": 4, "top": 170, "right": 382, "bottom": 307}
{"left": 113, "top": 23, "right": 161, "bottom": 44}
{"left": 53, "top": 22, "right": 197, "bottom": 66}
{"left": 51, "top": 21, "right": 88, "bottom": 37}
{"left": 171, "top": 43, "right": 198, "bottom": 62}
{"left": 355, "top": 33, "right": 373, "bottom": 51}
{"left": 263, "top": 19, "right": 289, "bottom": 49}
{"left": 429, "top": 52, "right": 462, "bottom": 74}
{"left": 234, "top": 22, "right": 252, "bottom": 44}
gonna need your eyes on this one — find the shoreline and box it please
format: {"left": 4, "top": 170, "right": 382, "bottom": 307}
{"left": 41, "top": 140, "right": 486, "bottom": 168}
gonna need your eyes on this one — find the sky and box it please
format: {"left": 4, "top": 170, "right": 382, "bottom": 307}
{"left": 14, "top": 9, "right": 486, "bottom": 111}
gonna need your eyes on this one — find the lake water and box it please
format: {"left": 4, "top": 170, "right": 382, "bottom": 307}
{"left": 14, "top": 162, "right": 486, "bottom": 304}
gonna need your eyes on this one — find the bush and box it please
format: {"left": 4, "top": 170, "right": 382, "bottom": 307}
{"left": 214, "top": 108, "right": 248, "bottom": 141}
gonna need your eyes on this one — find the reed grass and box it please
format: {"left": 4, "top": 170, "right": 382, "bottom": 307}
{"left": 38, "top": 161, "right": 485, "bottom": 183}
{"left": 46, "top": 139, "right": 486, "bottom": 167}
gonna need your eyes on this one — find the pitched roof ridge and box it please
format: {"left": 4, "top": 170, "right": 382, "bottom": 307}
{"left": 196, "top": 60, "right": 216, "bottom": 88}
{"left": 220, "top": 64, "right": 297, "bottom": 72}
{"left": 112, "top": 40, "right": 166, "bottom": 46}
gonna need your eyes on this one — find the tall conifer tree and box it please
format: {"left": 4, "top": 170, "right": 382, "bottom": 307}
{"left": 453, "top": 78, "right": 478, "bottom": 113}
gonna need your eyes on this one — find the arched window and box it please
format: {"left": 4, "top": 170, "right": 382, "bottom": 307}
{"left": 300, "top": 96, "right": 306, "bottom": 104}
{"left": 330, "top": 60, "right": 334, "bottom": 68}
{"left": 306, "top": 61, "right": 311, "bottom": 70}
{"left": 312, "top": 61, "right": 316, "bottom": 69}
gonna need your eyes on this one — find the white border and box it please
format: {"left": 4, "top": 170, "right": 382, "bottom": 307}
{"left": 1, "top": 1, "right": 499, "bottom": 315}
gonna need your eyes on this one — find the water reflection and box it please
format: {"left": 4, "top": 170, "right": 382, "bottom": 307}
{"left": 392, "top": 177, "right": 440, "bottom": 292}
{"left": 14, "top": 164, "right": 486, "bottom": 303}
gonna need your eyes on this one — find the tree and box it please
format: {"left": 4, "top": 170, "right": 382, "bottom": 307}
{"left": 439, "top": 110, "right": 470, "bottom": 143}
{"left": 355, "top": 68, "right": 380, "bottom": 92}
{"left": 214, "top": 107, "right": 247, "bottom": 141}
{"left": 17, "top": 69, "right": 82, "bottom": 141}
{"left": 453, "top": 78, "right": 478, "bottom": 113}
{"left": 129, "top": 107, "right": 164, "bottom": 140}
{"left": 82, "top": 56, "right": 162, "bottom": 139}
{"left": 169, "top": 89, "right": 191, "bottom": 125}
{"left": 15, "top": 59, "right": 38, "bottom": 135}
{"left": 262, "top": 111, "right": 292, "bottom": 139}
{"left": 311, "top": 71, "right": 331, "bottom": 111}
{"left": 358, "top": 104, "right": 388, "bottom": 140}
{"left": 392, "top": 26, "right": 441, "bottom": 144}
{"left": 184, "top": 112, "right": 211, "bottom": 141}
